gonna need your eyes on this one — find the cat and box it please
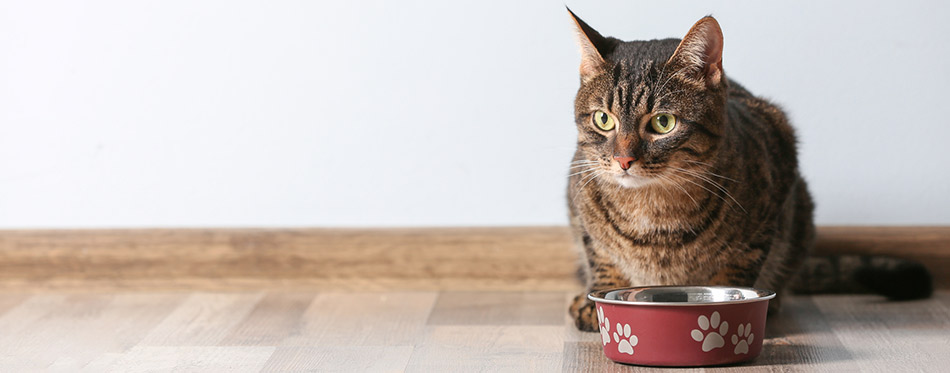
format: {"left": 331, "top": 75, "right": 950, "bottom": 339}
{"left": 564, "top": 9, "right": 932, "bottom": 332}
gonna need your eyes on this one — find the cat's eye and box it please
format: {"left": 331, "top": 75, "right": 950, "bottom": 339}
{"left": 651, "top": 113, "right": 677, "bottom": 134}
{"left": 592, "top": 110, "right": 615, "bottom": 131}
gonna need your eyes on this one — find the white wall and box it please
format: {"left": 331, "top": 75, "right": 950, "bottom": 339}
{"left": 1, "top": 1, "right": 948, "bottom": 228}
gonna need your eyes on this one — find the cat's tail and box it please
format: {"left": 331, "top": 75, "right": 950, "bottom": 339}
{"left": 789, "top": 255, "right": 933, "bottom": 300}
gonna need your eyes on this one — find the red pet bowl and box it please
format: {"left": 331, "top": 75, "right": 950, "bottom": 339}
{"left": 588, "top": 286, "right": 775, "bottom": 367}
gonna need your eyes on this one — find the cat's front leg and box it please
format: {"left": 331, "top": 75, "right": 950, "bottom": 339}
{"left": 570, "top": 260, "right": 630, "bottom": 332}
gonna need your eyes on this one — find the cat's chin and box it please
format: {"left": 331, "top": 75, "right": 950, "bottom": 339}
{"left": 613, "top": 174, "right": 655, "bottom": 189}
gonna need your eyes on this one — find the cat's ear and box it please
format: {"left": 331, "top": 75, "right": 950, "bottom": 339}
{"left": 667, "top": 16, "right": 724, "bottom": 87}
{"left": 567, "top": 7, "right": 614, "bottom": 80}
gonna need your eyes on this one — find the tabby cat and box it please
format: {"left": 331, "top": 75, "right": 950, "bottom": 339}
{"left": 565, "top": 9, "right": 932, "bottom": 332}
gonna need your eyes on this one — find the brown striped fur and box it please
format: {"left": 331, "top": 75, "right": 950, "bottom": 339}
{"left": 565, "top": 11, "right": 930, "bottom": 332}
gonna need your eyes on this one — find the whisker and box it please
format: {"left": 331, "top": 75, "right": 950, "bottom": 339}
{"left": 567, "top": 168, "right": 599, "bottom": 178}
{"left": 578, "top": 170, "right": 602, "bottom": 190}
{"left": 682, "top": 160, "right": 738, "bottom": 182}
{"left": 656, "top": 173, "right": 699, "bottom": 209}
{"left": 650, "top": 174, "right": 674, "bottom": 199}
{"left": 700, "top": 170, "right": 738, "bottom": 183}
{"left": 570, "top": 170, "right": 606, "bottom": 207}
{"left": 670, "top": 172, "right": 727, "bottom": 206}
{"left": 671, "top": 167, "right": 732, "bottom": 189}
{"left": 683, "top": 159, "right": 714, "bottom": 167}
{"left": 668, "top": 168, "right": 746, "bottom": 214}
{"left": 572, "top": 168, "right": 599, "bottom": 186}
{"left": 569, "top": 163, "right": 599, "bottom": 169}
{"left": 670, "top": 167, "right": 742, "bottom": 204}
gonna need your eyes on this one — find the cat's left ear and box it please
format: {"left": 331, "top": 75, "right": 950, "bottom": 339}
{"left": 667, "top": 16, "right": 724, "bottom": 87}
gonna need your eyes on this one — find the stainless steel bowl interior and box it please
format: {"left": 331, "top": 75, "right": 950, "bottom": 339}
{"left": 588, "top": 286, "right": 775, "bottom": 306}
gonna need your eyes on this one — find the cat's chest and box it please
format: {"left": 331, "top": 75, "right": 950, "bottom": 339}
{"left": 583, "top": 191, "right": 719, "bottom": 284}
{"left": 599, "top": 195, "right": 682, "bottom": 234}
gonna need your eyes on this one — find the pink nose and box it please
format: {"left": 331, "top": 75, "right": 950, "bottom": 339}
{"left": 614, "top": 156, "right": 636, "bottom": 170}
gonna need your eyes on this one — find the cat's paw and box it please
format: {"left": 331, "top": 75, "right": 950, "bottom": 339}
{"left": 731, "top": 322, "right": 754, "bottom": 354}
{"left": 689, "top": 311, "right": 728, "bottom": 352}
{"left": 612, "top": 322, "right": 638, "bottom": 355}
{"left": 569, "top": 294, "right": 599, "bottom": 332}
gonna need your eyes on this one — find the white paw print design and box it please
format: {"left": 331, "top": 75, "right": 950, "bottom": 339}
{"left": 596, "top": 306, "right": 611, "bottom": 346}
{"left": 690, "top": 311, "right": 729, "bottom": 352}
{"left": 731, "top": 322, "right": 754, "bottom": 354}
{"left": 613, "top": 323, "right": 638, "bottom": 355}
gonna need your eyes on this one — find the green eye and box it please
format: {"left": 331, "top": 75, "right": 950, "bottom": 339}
{"left": 651, "top": 113, "right": 677, "bottom": 134}
{"left": 592, "top": 110, "right": 615, "bottom": 131}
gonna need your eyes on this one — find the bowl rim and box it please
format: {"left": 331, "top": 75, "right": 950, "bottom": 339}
{"left": 588, "top": 285, "right": 776, "bottom": 306}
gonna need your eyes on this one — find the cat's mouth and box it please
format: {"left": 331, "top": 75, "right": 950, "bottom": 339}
{"left": 613, "top": 172, "right": 654, "bottom": 188}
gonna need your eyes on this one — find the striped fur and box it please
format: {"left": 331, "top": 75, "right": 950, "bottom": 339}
{"left": 565, "top": 13, "right": 930, "bottom": 332}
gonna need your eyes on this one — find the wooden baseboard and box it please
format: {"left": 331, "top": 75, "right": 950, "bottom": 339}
{"left": 0, "top": 226, "right": 947, "bottom": 291}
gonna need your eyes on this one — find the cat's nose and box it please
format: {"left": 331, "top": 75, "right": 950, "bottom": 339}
{"left": 614, "top": 156, "right": 637, "bottom": 170}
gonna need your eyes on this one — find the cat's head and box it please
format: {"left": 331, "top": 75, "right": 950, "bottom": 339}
{"left": 569, "top": 9, "right": 729, "bottom": 189}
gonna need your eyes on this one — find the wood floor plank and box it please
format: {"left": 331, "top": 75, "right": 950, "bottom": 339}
{"left": 138, "top": 292, "right": 264, "bottom": 346}
{"left": 405, "top": 326, "right": 564, "bottom": 372}
{"left": 0, "top": 293, "right": 187, "bottom": 371}
{"left": 427, "top": 291, "right": 567, "bottom": 326}
{"left": 729, "top": 296, "right": 854, "bottom": 372}
{"left": 49, "top": 293, "right": 185, "bottom": 370}
{"left": 0, "top": 293, "right": 28, "bottom": 317}
{"left": 82, "top": 346, "right": 275, "bottom": 372}
{"left": 91, "top": 293, "right": 189, "bottom": 350}
{"left": 220, "top": 292, "right": 315, "bottom": 346}
{"left": 0, "top": 289, "right": 946, "bottom": 371}
{"left": 280, "top": 292, "right": 437, "bottom": 347}
{"left": 80, "top": 353, "right": 124, "bottom": 372}
{"left": 260, "top": 346, "right": 414, "bottom": 373}
{"left": 811, "top": 293, "right": 950, "bottom": 371}
{"left": 0, "top": 294, "right": 68, "bottom": 337}
{"left": 0, "top": 294, "right": 113, "bottom": 371}
{"left": 561, "top": 341, "right": 708, "bottom": 372}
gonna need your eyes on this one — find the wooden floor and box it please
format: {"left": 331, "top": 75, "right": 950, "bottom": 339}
{"left": 1, "top": 290, "right": 948, "bottom": 372}
{"left": 1, "top": 227, "right": 947, "bottom": 371}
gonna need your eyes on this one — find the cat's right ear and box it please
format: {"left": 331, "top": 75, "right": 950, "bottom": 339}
{"left": 567, "top": 7, "right": 613, "bottom": 80}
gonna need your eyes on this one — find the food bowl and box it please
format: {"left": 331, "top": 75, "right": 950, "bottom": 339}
{"left": 588, "top": 286, "right": 775, "bottom": 367}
